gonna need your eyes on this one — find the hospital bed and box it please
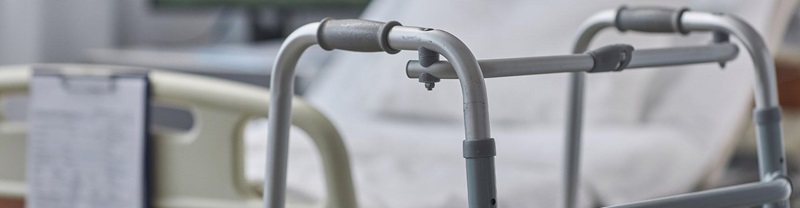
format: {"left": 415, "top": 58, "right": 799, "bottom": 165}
{"left": 0, "top": 64, "right": 356, "bottom": 208}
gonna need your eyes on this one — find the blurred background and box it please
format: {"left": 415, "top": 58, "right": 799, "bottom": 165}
{"left": 0, "top": 0, "right": 369, "bottom": 92}
{"left": 1, "top": 0, "right": 800, "bottom": 207}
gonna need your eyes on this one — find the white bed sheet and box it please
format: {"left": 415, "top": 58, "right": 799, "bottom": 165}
{"left": 246, "top": 115, "right": 705, "bottom": 207}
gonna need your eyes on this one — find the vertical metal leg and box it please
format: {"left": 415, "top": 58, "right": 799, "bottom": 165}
{"left": 564, "top": 11, "right": 614, "bottom": 208}
{"left": 265, "top": 23, "right": 319, "bottom": 208}
{"left": 466, "top": 157, "right": 498, "bottom": 207}
{"left": 463, "top": 136, "right": 497, "bottom": 208}
{"left": 562, "top": 72, "right": 585, "bottom": 208}
{"left": 754, "top": 107, "right": 790, "bottom": 208}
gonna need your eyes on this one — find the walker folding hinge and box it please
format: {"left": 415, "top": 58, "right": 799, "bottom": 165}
{"left": 418, "top": 47, "right": 441, "bottom": 91}
{"left": 587, "top": 44, "right": 634, "bottom": 73}
{"left": 713, "top": 30, "right": 731, "bottom": 68}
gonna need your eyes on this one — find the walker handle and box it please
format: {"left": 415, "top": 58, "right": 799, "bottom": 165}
{"left": 615, "top": 6, "right": 689, "bottom": 34}
{"left": 317, "top": 18, "right": 402, "bottom": 54}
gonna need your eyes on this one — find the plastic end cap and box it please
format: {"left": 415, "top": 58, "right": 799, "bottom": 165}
{"left": 379, "top": 21, "right": 402, "bottom": 54}
{"left": 674, "top": 7, "right": 691, "bottom": 35}
{"left": 317, "top": 17, "right": 335, "bottom": 51}
{"left": 615, "top": 5, "right": 629, "bottom": 32}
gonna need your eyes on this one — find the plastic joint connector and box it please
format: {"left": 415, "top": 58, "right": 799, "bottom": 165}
{"left": 586, "top": 44, "right": 634, "bottom": 73}
{"left": 418, "top": 47, "right": 440, "bottom": 67}
{"left": 713, "top": 31, "right": 731, "bottom": 68}
{"left": 417, "top": 47, "right": 441, "bottom": 91}
{"left": 754, "top": 106, "right": 782, "bottom": 125}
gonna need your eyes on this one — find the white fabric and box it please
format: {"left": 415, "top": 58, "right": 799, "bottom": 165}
{"left": 247, "top": 0, "right": 783, "bottom": 207}
{"left": 247, "top": 118, "right": 695, "bottom": 207}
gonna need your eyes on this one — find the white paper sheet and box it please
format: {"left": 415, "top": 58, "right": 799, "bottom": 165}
{"left": 27, "top": 70, "right": 148, "bottom": 208}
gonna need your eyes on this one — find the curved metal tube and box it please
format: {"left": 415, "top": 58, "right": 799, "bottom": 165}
{"left": 268, "top": 24, "right": 496, "bottom": 208}
{"left": 572, "top": 10, "right": 618, "bottom": 53}
{"left": 562, "top": 9, "right": 617, "bottom": 208}
{"left": 566, "top": 9, "right": 788, "bottom": 208}
{"left": 387, "top": 27, "right": 496, "bottom": 208}
{"left": 265, "top": 23, "right": 321, "bottom": 208}
{"left": 387, "top": 26, "right": 491, "bottom": 140}
{"left": 681, "top": 12, "right": 778, "bottom": 107}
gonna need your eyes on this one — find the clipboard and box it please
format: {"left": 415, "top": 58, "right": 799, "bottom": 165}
{"left": 26, "top": 66, "right": 151, "bottom": 208}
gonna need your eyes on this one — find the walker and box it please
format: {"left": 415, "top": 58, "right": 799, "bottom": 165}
{"left": 563, "top": 6, "right": 791, "bottom": 208}
{"left": 266, "top": 6, "right": 791, "bottom": 208}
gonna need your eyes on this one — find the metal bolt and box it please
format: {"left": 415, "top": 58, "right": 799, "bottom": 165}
{"left": 425, "top": 82, "right": 435, "bottom": 91}
{"left": 418, "top": 72, "right": 440, "bottom": 91}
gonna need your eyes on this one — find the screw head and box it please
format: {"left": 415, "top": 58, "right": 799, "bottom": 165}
{"left": 425, "top": 83, "right": 435, "bottom": 91}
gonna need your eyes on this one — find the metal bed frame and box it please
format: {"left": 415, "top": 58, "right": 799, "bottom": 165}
{"left": 266, "top": 6, "right": 791, "bottom": 208}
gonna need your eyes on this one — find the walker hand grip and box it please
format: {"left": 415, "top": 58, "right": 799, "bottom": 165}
{"left": 615, "top": 6, "right": 689, "bottom": 34}
{"left": 317, "top": 18, "right": 402, "bottom": 54}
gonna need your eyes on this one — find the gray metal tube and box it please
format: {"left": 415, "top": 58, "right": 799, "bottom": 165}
{"left": 607, "top": 178, "right": 792, "bottom": 208}
{"left": 562, "top": 9, "right": 617, "bottom": 208}
{"left": 681, "top": 12, "right": 779, "bottom": 108}
{"left": 265, "top": 22, "right": 320, "bottom": 208}
{"left": 408, "top": 54, "right": 592, "bottom": 79}
{"left": 406, "top": 44, "right": 739, "bottom": 79}
{"left": 562, "top": 72, "right": 585, "bottom": 208}
{"left": 387, "top": 26, "right": 497, "bottom": 208}
{"left": 755, "top": 107, "right": 789, "bottom": 208}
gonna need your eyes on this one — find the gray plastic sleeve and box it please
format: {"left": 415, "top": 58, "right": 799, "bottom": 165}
{"left": 317, "top": 18, "right": 402, "bottom": 54}
{"left": 754, "top": 106, "right": 782, "bottom": 125}
{"left": 615, "top": 6, "right": 690, "bottom": 34}
{"left": 463, "top": 139, "right": 496, "bottom": 158}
